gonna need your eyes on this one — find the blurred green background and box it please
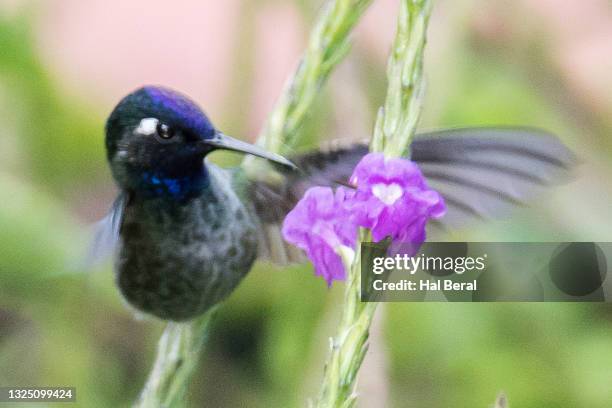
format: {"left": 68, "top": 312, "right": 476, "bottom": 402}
{"left": 1, "top": 0, "right": 612, "bottom": 407}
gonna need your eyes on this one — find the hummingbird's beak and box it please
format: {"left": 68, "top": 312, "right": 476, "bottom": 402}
{"left": 204, "top": 131, "right": 297, "bottom": 170}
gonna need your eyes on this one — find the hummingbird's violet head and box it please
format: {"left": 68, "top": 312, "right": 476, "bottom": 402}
{"left": 105, "top": 86, "right": 216, "bottom": 195}
{"left": 105, "top": 86, "right": 294, "bottom": 198}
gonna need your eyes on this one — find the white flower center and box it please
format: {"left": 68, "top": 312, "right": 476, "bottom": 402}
{"left": 336, "top": 245, "right": 356, "bottom": 267}
{"left": 372, "top": 183, "right": 403, "bottom": 205}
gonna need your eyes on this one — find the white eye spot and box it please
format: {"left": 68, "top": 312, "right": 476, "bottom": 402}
{"left": 134, "top": 118, "right": 159, "bottom": 136}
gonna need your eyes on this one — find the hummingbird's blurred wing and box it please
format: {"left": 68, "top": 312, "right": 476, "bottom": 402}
{"left": 83, "top": 192, "right": 128, "bottom": 270}
{"left": 249, "top": 128, "right": 576, "bottom": 265}
{"left": 409, "top": 128, "right": 576, "bottom": 229}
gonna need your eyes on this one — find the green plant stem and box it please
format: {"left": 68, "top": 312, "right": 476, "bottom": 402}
{"left": 316, "top": 1, "right": 432, "bottom": 407}
{"left": 315, "top": 239, "right": 376, "bottom": 408}
{"left": 134, "top": 307, "right": 217, "bottom": 408}
{"left": 243, "top": 0, "right": 373, "bottom": 178}
{"left": 372, "top": 0, "right": 432, "bottom": 157}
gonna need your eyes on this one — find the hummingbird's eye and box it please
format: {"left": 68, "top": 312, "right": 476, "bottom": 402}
{"left": 156, "top": 123, "right": 174, "bottom": 139}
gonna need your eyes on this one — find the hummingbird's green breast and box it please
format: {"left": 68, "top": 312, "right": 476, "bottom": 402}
{"left": 116, "top": 165, "right": 258, "bottom": 321}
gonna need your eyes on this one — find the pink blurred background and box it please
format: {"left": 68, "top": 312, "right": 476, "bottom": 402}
{"left": 24, "top": 0, "right": 611, "bottom": 135}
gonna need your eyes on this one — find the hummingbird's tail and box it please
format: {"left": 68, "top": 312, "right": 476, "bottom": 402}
{"left": 248, "top": 127, "right": 576, "bottom": 265}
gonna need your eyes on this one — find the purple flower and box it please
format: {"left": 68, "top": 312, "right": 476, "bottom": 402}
{"left": 281, "top": 186, "right": 357, "bottom": 285}
{"left": 282, "top": 152, "right": 446, "bottom": 284}
{"left": 349, "top": 153, "right": 445, "bottom": 253}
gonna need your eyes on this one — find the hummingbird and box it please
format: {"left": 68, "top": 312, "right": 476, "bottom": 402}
{"left": 97, "top": 85, "right": 575, "bottom": 321}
